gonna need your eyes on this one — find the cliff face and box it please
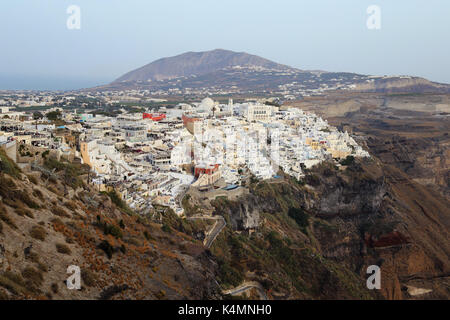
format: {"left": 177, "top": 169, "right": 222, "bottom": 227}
{"left": 353, "top": 77, "right": 450, "bottom": 94}
{"left": 210, "top": 158, "right": 449, "bottom": 299}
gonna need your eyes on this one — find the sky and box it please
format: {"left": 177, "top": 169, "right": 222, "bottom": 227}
{"left": 0, "top": 0, "right": 449, "bottom": 90}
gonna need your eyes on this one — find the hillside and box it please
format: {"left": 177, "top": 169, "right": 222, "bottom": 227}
{"left": 0, "top": 149, "right": 220, "bottom": 300}
{"left": 1, "top": 142, "right": 448, "bottom": 300}
{"left": 182, "top": 156, "right": 450, "bottom": 299}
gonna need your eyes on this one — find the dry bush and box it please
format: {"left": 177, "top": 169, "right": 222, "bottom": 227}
{"left": 15, "top": 207, "right": 34, "bottom": 219}
{"left": 55, "top": 243, "right": 71, "bottom": 255}
{"left": 21, "top": 267, "right": 44, "bottom": 293}
{"left": 64, "top": 201, "right": 78, "bottom": 212}
{"left": 51, "top": 205, "right": 70, "bottom": 218}
{"left": 50, "top": 283, "right": 58, "bottom": 294}
{"left": 37, "top": 262, "right": 48, "bottom": 273}
{"left": 82, "top": 269, "right": 98, "bottom": 287}
{"left": 29, "top": 225, "right": 46, "bottom": 241}
{"left": 47, "top": 186, "right": 59, "bottom": 194}
{"left": 26, "top": 252, "right": 40, "bottom": 263}
{"left": 32, "top": 189, "right": 43, "bottom": 198}
{"left": 0, "top": 208, "right": 16, "bottom": 229}
{"left": 0, "top": 271, "right": 29, "bottom": 296}
{"left": 28, "top": 175, "right": 38, "bottom": 185}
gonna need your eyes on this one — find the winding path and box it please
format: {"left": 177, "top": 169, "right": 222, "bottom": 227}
{"left": 187, "top": 215, "right": 268, "bottom": 300}
{"left": 187, "top": 215, "right": 226, "bottom": 248}
{"left": 223, "top": 281, "right": 268, "bottom": 300}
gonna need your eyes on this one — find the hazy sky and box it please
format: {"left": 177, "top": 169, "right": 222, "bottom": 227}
{"left": 0, "top": 0, "right": 449, "bottom": 90}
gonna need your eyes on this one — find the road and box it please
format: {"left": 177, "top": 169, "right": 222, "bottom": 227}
{"left": 204, "top": 216, "right": 226, "bottom": 248}
{"left": 187, "top": 215, "right": 226, "bottom": 248}
{"left": 223, "top": 281, "right": 268, "bottom": 300}
{"left": 187, "top": 215, "right": 268, "bottom": 300}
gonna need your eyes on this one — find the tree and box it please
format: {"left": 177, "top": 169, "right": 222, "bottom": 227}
{"left": 46, "top": 110, "right": 61, "bottom": 121}
{"left": 33, "top": 111, "right": 43, "bottom": 120}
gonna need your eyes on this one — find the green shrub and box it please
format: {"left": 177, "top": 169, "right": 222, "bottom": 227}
{"left": 161, "top": 224, "right": 172, "bottom": 233}
{"left": 43, "top": 158, "right": 87, "bottom": 189}
{"left": 288, "top": 207, "right": 310, "bottom": 232}
{"left": 305, "top": 174, "right": 320, "bottom": 187}
{"left": 340, "top": 155, "right": 355, "bottom": 166}
{"left": 217, "top": 259, "right": 244, "bottom": 288}
{"left": 100, "top": 222, "right": 123, "bottom": 239}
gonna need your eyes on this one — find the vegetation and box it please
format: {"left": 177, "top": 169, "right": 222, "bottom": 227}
{"left": 0, "top": 207, "right": 17, "bottom": 229}
{"left": 21, "top": 267, "right": 44, "bottom": 293}
{"left": 51, "top": 205, "right": 70, "bottom": 218}
{"left": 43, "top": 158, "right": 88, "bottom": 189}
{"left": 340, "top": 155, "right": 355, "bottom": 166}
{"left": 216, "top": 257, "right": 244, "bottom": 288}
{"left": 0, "top": 149, "right": 21, "bottom": 178}
{"left": 98, "top": 240, "right": 114, "bottom": 259}
{"left": 288, "top": 207, "right": 310, "bottom": 233}
{"left": 45, "top": 110, "right": 61, "bottom": 121}
{"left": 95, "top": 215, "right": 123, "bottom": 239}
{"left": 14, "top": 207, "right": 34, "bottom": 219}
{"left": 29, "top": 225, "right": 46, "bottom": 241}
{"left": 0, "top": 271, "right": 30, "bottom": 296}
{"left": 56, "top": 243, "right": 72, "bottom": 255}
{"left": 102, "top": 190, "right": 134, "bottom": 215}
{"left": 81, "top": 269, "right": 97, "bottom": 287}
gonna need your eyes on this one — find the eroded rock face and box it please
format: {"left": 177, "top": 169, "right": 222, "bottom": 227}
{"left": 318, "top": 182, "right": 385, "bottom": 217}
{"left": 215, "top": 157, "right": 448, "bottom": 299}
{"left": 307, "top": 160, "right": 386, "bottom": 218}
{"left": 214, "top": 194, "right": 261, "bottom": 231}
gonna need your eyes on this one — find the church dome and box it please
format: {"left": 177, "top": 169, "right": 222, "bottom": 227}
{"left": 198, "top": 97, "right": 215, "bottom": 113}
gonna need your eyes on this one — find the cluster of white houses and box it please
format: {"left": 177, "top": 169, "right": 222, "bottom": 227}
{"left": 0, "top": 99, "right": 369, "bottom": 216}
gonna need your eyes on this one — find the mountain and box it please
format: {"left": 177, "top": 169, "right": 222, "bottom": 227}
{"left": 114, "top": 49, "right": 295, "bottom": 83}
{"left": 90, "top": 49, "right": 450, "bottom": 96}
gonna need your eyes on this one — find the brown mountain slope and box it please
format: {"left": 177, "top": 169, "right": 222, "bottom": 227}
{"left": 0, "top": 151, "right": 220, "bottom": 300}
{"left": 191, "top": 157, "right": 449, "bottom": 300}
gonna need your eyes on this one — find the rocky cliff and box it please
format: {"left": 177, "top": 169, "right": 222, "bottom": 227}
{"left": 204, "top": 157, "right": 449, "bottom": 299}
